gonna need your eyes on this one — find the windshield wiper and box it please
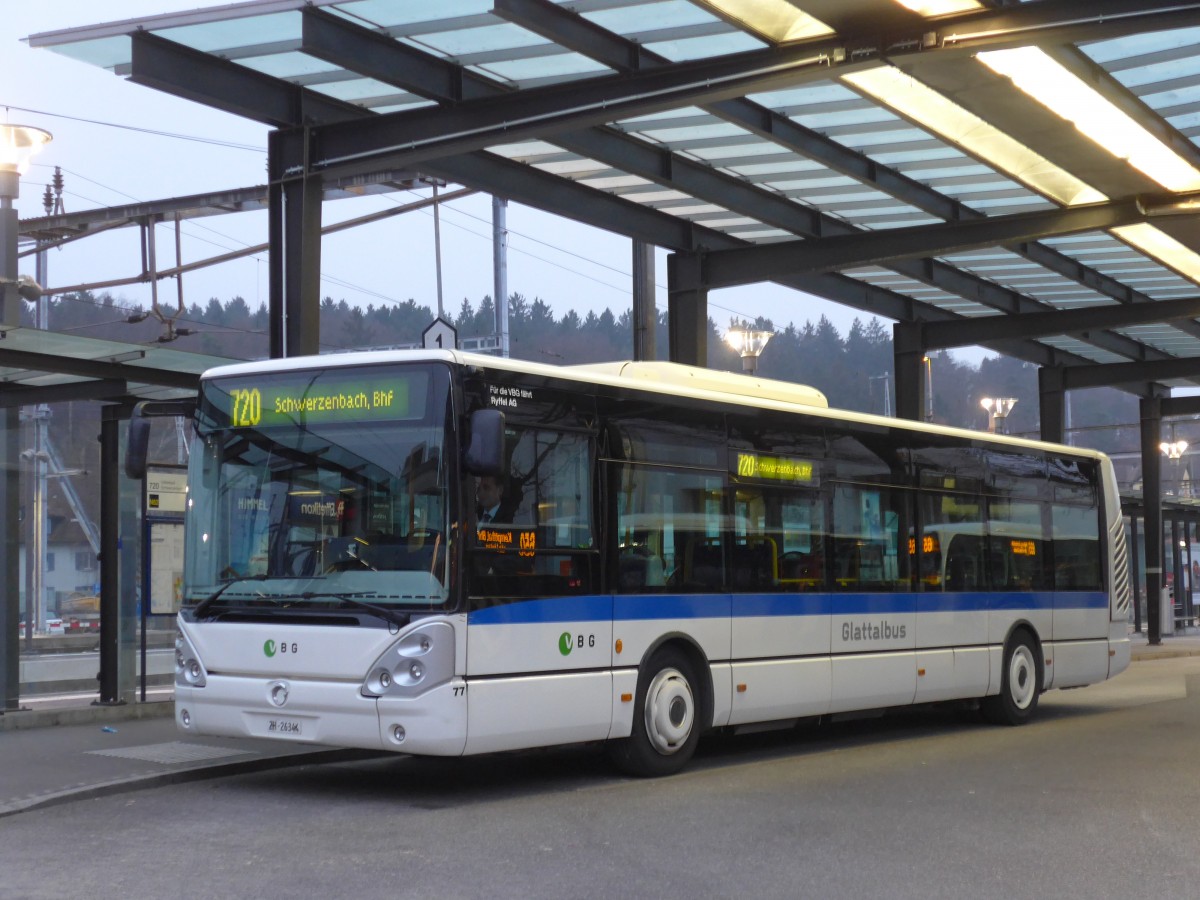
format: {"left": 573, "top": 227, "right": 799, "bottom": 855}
{"left": 264, "top": 590, "right": 410, "bottom": 630}
{"left": 192, "top": 574, "right": 271, "bottom": 618}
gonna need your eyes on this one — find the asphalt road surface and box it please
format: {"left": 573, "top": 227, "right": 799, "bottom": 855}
{"left": 5, "top": 656, "right": 1200, "bottom": 900}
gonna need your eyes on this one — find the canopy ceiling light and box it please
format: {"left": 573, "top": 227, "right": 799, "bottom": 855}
{"left": 695, "top": 0, "right": 833, "bottom": 44}
{"left": 841, "top": 65, "right": 1107, "bottom": 207}
{"left": 844, "top": 63, "right": 1200, "bottom": 296}
{"left": 976, "top": 46, "right": 1200, "bottom": 193}
{"left": 892, "top": 0, "right": 983, "bottom": 16}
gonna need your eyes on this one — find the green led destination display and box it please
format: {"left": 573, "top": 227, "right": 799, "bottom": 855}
{"left": 206, "top": 368, "right": 428, "bottom": 428}
{"left": 735, "top": 451, "right": 816, "bottom": 484}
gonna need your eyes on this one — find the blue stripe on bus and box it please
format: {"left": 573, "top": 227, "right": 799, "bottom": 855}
{"left": 468, "top": 595, "right": 613, "bottom": 625}
{"left": 468, "top": 590, "right": 1110, "bottom": 625}
{"left": 615, "top": 594, "right": 731, "bottom": 620}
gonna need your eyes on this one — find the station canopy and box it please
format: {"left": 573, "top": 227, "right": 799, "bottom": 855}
{"left": 27, "top": 0, "right": 1200, "bottom": 394}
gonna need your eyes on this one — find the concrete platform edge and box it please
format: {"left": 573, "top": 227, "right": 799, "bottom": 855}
{"left": 0, "top": 699, "right": 175, "bottom": 731}
{"left": 0, "top": 747, "right": 382, "bottom": 820}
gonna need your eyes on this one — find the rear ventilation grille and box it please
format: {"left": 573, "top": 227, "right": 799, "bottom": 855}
{"left": 1111, "top": 519, "right": 1132, "bottom": 620}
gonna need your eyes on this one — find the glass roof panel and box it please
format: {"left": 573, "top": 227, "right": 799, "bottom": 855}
{"left": 1106, "top": 55, "right": 1200, "bottom": 91}
{"left": 158, "top": 13, "right": 302, "bottom": 53}
{"left": 1082, "top": 27, "right": 1200, "bottom": 66}
{"left": 583, "top": 1, "right": 723, "bottom": 34}
{"left": 408, "top": 22, "right": 545, "bottom": 58}
{"left": 309, "top": 76, "right": 413, "bottom": 104}
{"left": 472, "top": 54, "right": 612, "bottom": 85}
{"left": 643, "top": 31, "right": 765, "bottom": 61}
{"left": 332, "top": 0, "right": 495, "bottom": 27}
{"left": 623, "top": 121, "right": 752, "bottom": 145}
{"left": 724, "top": 160, "right": 833, "bottom": 179}
{"left": 40, "top": 35, "right": 129, "bottom": 70}
{"left": 234, "top": 50, "right": 342, "bottom": 80}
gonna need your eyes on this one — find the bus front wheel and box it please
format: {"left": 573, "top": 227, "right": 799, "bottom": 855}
{"left": 608, "top": 648, "right": 700, "bottom": 777}
{"left": 981, "top": 629, "right": 1041, "bottom": 726}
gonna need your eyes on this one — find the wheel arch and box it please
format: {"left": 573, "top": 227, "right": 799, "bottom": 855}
{"left": 637, "top": 632, "right": 714, "bottom": 732}
{"left": 1001, "top": 619, "right": 1045, "bottom": 688}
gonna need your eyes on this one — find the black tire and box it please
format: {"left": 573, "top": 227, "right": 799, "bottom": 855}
{"left": 608, "top": 647, "right": 702, "bottom": 777}
{"left": 981, "top": 629, "right": 1042, "bottom": 726}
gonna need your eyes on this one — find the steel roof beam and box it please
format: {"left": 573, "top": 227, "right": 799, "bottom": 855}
{"left": 297, "top": 36, "right": 852, "bottom": 181}
{"left": 0, "top": 379, "right": 128, "bottom": 409}
{"left": 129, "top": 30, "right": 363, "bottom": 128}
{"left": 901, "top": 295, "right": 1200, "bottom": 350}
{"left": 699, "top": 196, "right": 1170, "bottom": 288}
{"left": 1162, "top": 395, "right": 1200, "bottom": 418}
{"left": 0, "top": 349, "right": 199, "bottom": 389}
{"left": 1056, "top": 356, "right": 1200, "bottom": 391}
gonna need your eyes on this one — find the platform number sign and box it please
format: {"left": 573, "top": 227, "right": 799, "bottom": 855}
{"left": 422, "top": 317, "right": 457, "bottom": 351}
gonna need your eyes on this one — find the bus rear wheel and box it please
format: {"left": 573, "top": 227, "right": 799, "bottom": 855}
{"left": 608, "top": 648, "right": 701, "bottom": 777}
{"left": 981, "top": 629, "right": 1041, "bottom": 726}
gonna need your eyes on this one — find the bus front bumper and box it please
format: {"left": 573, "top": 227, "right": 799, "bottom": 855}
{"left": 175, "top": 676, "right": 468, "bottom": 757}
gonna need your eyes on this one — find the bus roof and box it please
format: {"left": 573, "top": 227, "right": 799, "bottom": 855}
{"left": 198, "top": 348, "right": 1106, "bottom": 461}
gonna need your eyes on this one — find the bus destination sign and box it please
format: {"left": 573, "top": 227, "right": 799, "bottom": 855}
{"left": 735, "top": 451, "right": 816, "bottom": 484}
{"left": 209, "top": 370, "right": 426, "bottom": 429}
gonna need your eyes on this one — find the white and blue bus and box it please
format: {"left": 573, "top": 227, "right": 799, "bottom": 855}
{"left": 143, "top": 350, "right": 1131, "bottom": 776}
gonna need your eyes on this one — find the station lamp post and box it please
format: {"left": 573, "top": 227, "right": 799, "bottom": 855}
{"left": 725, "top": 323, "right": 773, "bottom": 375}
{"left": 1161, "top": 438, "right": 1189, "bottom": 498}
{"left": 980, "top": 397, "right": 1018, "bottom": 434}
{"left": 1, "top": 124, "right": 50, "bottom": 705}
{"left": 1160, "top": 439, "right": 1188, "bottom": 460}
{"left": 1, "top": 125, "right": 52, "bottom": 320}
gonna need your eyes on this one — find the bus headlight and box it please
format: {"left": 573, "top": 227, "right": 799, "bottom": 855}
{"left": 175, "top": 629, "right": 207, "bottom": 688}
{"left": 361, "top": 621, "right": 454, "bottom": 697}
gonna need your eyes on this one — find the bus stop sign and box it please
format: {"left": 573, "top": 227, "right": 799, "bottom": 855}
{"left": 423, "top": 317, "right": 457, "bottom": 350}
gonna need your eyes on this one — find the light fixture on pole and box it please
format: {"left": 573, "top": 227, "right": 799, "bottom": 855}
{"left": 0, "top": 125, "right": 50, "bottom": 660}
{"left": 1161, "top": 439, "right": 1188, "bottom": 460}
{"left": 725, "top": 323, "right": 773, "bottom": 375}
{"left": 980, "top": 397, "right": 1018, "bottom": 434}
{"left": 1, "top": 125, "right": 52, "bottom": 324}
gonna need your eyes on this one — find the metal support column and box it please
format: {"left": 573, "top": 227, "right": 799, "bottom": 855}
{"left": 892, "top": 323, "right": 926, "bottom": 423}
{"left": 1038, "top": 367, "right": 1066, "bottom": 444}
{"left": 632, "top": 240, "right": 656, "bottom": 361}
{"left": 1172, "top": 517, "right": 1184, "bottom": 632}
{"left": 97, "top": 409, "right": 122, "bottom": 704}
{"left": 1141, "top": 396, "right": 1164, "bottom": 644}
{"left": 1, "top": 174, "right": 21, "bottom": 711}
{"left": 1129, "top": 514, "right": 1142, "bottom": 633}
{"left": 666, "top": 252, "right": 706, "bottom": 368}
{"left": 268, "top": 129, "right": 322, "bottom": 358}
{"left": 492, "top": 196, "right": 509, "bottom": 357}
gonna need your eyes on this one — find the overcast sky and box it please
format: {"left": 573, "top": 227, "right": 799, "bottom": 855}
{"left": 5, "top": 1, "right": 986, "bottom": 361}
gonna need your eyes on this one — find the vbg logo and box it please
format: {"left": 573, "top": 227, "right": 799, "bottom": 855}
{"left": 264, "top": 639, "right": 277, "bottom": 658}
{"left": 558, "top": 632, "right": 596, "bottom": 655}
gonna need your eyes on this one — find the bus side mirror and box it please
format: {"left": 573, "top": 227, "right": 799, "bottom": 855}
{"left": 125, "top": 405, "right": 151, "bottom": 480}
{"left": 125, "top": 399, "right": 194, "bottom": 480}
{"left": 465, "top": 409, "right": 505, "bottom": 477}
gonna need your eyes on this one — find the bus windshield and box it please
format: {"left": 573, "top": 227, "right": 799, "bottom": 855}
{"left": 183, "top": 363, "right": 454, "bottom": 612}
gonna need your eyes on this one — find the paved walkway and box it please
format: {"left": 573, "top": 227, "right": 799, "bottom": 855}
{"left": 2, "top": 629, "right": 1198, "bottom": 818}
